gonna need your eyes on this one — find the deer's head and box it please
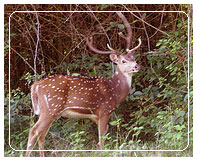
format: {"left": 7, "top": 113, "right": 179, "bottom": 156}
{"left": 87, "top": 12, "right": 141, "bottom": 76}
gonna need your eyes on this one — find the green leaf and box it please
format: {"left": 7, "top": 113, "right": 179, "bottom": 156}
{"left": 129, "top": 140, "right": 134, "bottom": 145}
{"left": 133, "top": 131, "right": 140, "bottom": 137}
{"left": 134, "top": 91, "right": 143, "bottom": 96}
{"left": 117, "top": 24, "right": 125, "bottom": 29}
{"left": 129, "top": 87, "right": 136, "bottom": 94}
{"left": 156, "top": 42, "right": 161, "bottom": 47}
{"left": 142, "top": 13, "right": 146, "bottom": 18}
{"left": 100, "top": 4, "right": 109, "bottom": 10}
{"left": 79, "top": 131, "right": 85, "bottom": 135}
{"left": 176, "top": 133, "right": 182, "bottom": 140}
{"left": 119, "top": 143, "right": 126, "bottom": 149}
{"left": 177, "top": 110, "right": 185, "bottom": 117}
{"left": 110, "top": 22, "right": 117, "bottom": 26}
{"left": 110, "top": 120, "right": 118, "bottom": 126}
{"left": 105, "top": 26, "right": 111, "bottom": 31}
{"left": 174, "top": 125, "right": 185, "bottom": 131}
{"left": 72, "top": 73, "right": 80, "bottom": 76}
{"left": 67, "top": 69, "right": 70, "bottom": 75}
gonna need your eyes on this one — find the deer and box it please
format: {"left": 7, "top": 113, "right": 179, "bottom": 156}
{"left": 25, "top": 12, "right": 141, "bottom": 157}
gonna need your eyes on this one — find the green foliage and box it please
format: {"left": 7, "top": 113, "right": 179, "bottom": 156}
{"left": 4, "top": 88, "right": 31, "bottom": 154}
{"left": 46, "top": 118, "right": 97, "bottom": 151}
{"left": 106, "top": 21, "right": 125, "bottom": 32}
{"left": 4, "top": 23, "right": 9, "bottom": 56}
{"left": 100, "top": 4, "right": 113, "bottom": 10}
{"left": 153, "top": 109, "right": 188, "bottom": 149}
{"left": 101, "top": 17, "right": 192, "bottom": 152}
{"left": 55, "top": 54, "right": 113, "bottom": 78}
{"left": 23, "top": 71, "right": 46, "bottom": 85}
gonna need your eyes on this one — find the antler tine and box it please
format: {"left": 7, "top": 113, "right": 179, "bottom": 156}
{"left": 107, "top": 44, "right": 122, "bottom": 55}
{"left": 127, "top": 38, "right": 142, "bottom": 55}
{"left": 116, "top": 12, "right": 132, "bottom": 52}
{"left": 107, "top": 43, "right": 116, "bottom": 52}
{"left": 86, "top": 37, "right": 115, "bottom": 54}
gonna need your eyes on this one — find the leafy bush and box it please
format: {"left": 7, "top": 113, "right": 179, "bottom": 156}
{"left": 54, "top": 54, "right": 113, "bottom": 78}
{"left": 109, "top": 17, "right": 192, "bottom": 152}
{"left": 4, "top": 88, "right": 31, "bottom": 156}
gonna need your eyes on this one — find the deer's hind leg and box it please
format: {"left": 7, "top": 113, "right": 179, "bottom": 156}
{"left": 26, "top": 114, "right": 57, "bottom": 157}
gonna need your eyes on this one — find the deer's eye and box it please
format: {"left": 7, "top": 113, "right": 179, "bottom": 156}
{"left": 122, "top": 60, "right": 127, "bottom": 64}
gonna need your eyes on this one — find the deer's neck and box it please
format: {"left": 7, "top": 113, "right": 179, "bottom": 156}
{"left": 110, "top": 67, "right": 132, "bottom": 104}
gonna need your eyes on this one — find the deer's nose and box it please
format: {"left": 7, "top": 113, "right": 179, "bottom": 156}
{"left": 135, "top": 64, "right": 140, "bottom": 70}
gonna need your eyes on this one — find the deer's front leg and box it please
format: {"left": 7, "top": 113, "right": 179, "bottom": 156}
{"left": 97, "top": 115, "right": 110, "bottom": 150}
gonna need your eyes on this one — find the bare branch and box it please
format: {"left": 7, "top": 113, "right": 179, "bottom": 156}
{"left": 11, "top": 47, "right": 37, "bottom": 74}
{"left": 34, "top": 12, "right": 40, "bottom": 75}
{"left": 86, "top": 5, "right": 112, "bottom": 46}
{"left": 122, "top": 4, "right": 169, "bottom": 37}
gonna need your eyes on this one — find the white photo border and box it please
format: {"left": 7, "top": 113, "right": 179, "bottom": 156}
{"left": 8, "top": 10, "right": 191, "bottom": 153}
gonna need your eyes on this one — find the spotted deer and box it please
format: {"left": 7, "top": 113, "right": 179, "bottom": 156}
{"left": 26, "top": 12, "right": 141, "bottom": 157}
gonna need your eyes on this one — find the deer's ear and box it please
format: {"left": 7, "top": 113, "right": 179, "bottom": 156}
{"left": 110, "top": 54, "right": 119, "bottom": 64}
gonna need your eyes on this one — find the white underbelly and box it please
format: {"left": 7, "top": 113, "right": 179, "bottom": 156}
{"left": 61, "top": 106, "right": 98, "bottom": 123}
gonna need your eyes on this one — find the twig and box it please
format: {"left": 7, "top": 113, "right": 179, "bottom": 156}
{"left": 34, "top": 12, "right": 40, "bottom": 75}
{"left": 142, "top": 49, "right": 169, "bottom": 56}
{"left": 11, "top": 47, "right": 37, "bottom": 74}
{"left": 64, "top": 5, "right": 79, "bottom": 23}
{"left": 150, "top": 6, "right": 165, "bottom": 38}
{"left": 11, "top": 14, "right": 36, "bottom": 57}
{"left": 60, "top": 38, "right": 86, "bottom": 65}
{"left": 133, "top": 5, "right": 150, "bottom": 51}
{"left": 122, "top": 5, "right": 170, "bottom": 37}
{"left": 85, "top": 4, "right": 112, "bottom": 46}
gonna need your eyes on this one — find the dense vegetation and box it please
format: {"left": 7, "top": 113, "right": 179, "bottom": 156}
{"left": 4, "top": 4, "right": 193, "bottom": 157}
